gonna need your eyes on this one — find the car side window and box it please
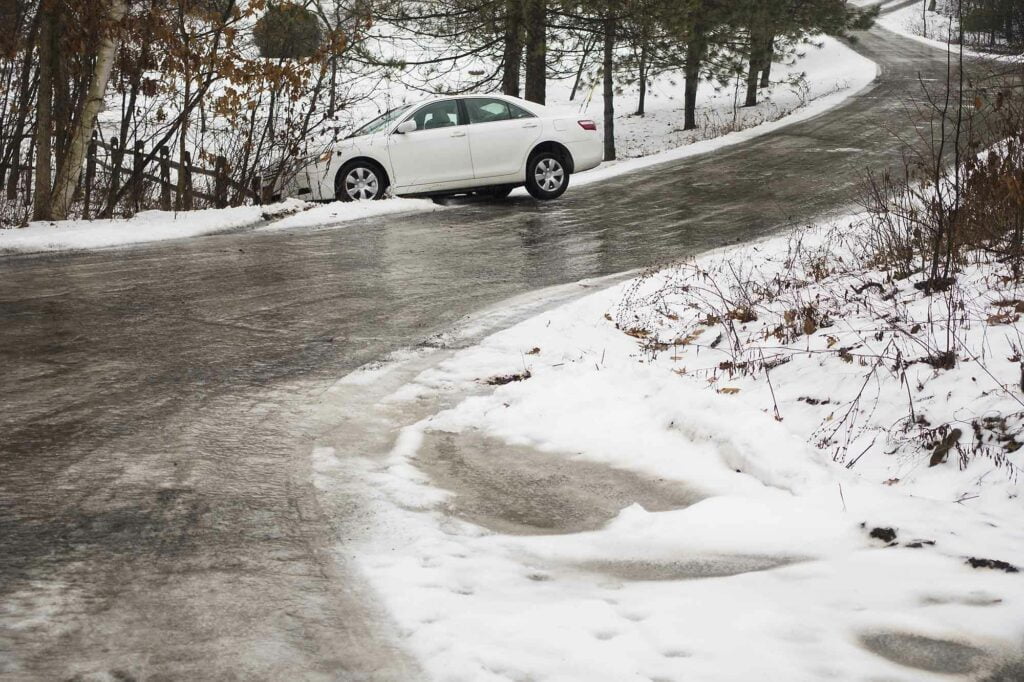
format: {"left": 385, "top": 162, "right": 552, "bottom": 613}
{"left": 507, "top": 102, "right": 536, "bottom": 120}
{"left": 409, "top": 100, "right": 461, "bottom": 131}
{"left": 465, "top": 98, "right": 535, "bottom": 124}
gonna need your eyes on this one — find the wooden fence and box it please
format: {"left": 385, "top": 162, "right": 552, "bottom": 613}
{"left": 86, "top": 132, "right": 264, "bottom": 218}
{"left": 0, "top": 130, "right": 267, "bottom": 218}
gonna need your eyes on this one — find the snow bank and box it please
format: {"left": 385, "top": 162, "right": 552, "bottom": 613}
{"left": 0, "top": 197, "right": 440, "bottom": 254}
{"left": 0, "top": 202, "right": 292, "bottom": 255}
{"left": 256, "top": 197, "right": 441, "bottom": 232}
{"left": 348, "top": 215, "right": 1024, "bottom": 681}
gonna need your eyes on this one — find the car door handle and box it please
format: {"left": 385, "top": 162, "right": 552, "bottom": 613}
{"left": 523, "top": 122, "right": 539, "bottom": 128}
{"left": 451, "top": 130, "right": 467, "bottom": 138}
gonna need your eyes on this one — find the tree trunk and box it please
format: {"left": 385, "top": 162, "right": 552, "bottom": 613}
{"left": 744, "top": 57, "right": 759, "bottom": 107}
{"left": 524, "top": 0, "right": 546, "bottom": 104}
{"left": 759, "top": 35, "right": 774, "bottom": 88}
{"left": 176, "top": 79, "right": 191, "bottom": 211}
{"left": 744, "top": 31, "right": 764, "bottom": 107}
{"left": 602, "top": 14, "right": 616, "bottom": 161}
{"left": 32, "top": 0, "right": 56, "bottom": 221}
{"left": 636, "top": 44, "right": 647, "bottom": 116}
{"left": 50, "top": 0, "right": 127, "bottom": 220}
{"left": 683, "top": 23, "right": 705, "bottom": 131}
{"left": 501, "top": 0, "right": 524, "bottom": 97}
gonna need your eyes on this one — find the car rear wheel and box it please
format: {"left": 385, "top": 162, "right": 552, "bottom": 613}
{"left": 525, "top": 152, "right": 569, "bottom": 200}
{"left": 336, "top": 161, "right": 388, "bottom": 202}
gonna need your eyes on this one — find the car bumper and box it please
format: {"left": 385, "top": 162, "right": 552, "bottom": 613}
{"left": 268, "top": 160, "right": 333, "bottom": 202}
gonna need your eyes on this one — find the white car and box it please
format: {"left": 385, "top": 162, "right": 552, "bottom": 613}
{"left": 282, "top": 94, "right": 603, "bottom": 203}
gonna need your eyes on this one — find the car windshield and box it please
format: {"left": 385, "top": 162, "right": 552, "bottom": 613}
{"left": 347, "top": 105, "right": 413, "bottom": 138}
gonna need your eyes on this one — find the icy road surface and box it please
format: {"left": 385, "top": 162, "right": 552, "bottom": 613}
{"left": 0, "top": 24, "right": 1004, "bottom": 681}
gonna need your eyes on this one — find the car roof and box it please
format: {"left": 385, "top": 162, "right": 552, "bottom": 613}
{"left": 411, "top": 93, "right": 543, "bottom": 115}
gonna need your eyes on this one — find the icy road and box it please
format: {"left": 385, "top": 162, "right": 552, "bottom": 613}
{"left": 0, "top": 21, "right": 999, "bottom": 681}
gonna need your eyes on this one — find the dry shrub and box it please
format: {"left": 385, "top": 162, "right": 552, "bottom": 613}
{"left": 958, "top": 131, "right": 1024, "bottom": 276}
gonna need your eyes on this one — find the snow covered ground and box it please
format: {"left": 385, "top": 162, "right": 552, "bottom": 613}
{"left": 337, "top": 214, "right": 1024, "bottom": 680}
{"left": 0, "top": 35, "right": 876, "bottom": 254}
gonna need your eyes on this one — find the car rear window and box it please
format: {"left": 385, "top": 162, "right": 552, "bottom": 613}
{"left": 465, "top": 98, "right": 536, "bottom": 124}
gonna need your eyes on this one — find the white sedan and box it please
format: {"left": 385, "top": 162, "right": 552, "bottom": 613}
{"left": 282, "top": 94, "right": 603, "bottom": 203}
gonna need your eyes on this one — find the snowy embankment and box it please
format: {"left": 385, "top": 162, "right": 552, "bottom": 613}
{"left": 353, "top": 215, "right": 1024, "bottom": 680}
{"left": 0, "top": 36, "right": 876, "bottom": 255}
{"left": 0, "top": 197, "right": 440, "bottom": 254}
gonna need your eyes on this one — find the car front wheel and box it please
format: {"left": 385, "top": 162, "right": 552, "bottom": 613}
{"left": 336, "top": 161, "right": 388, "bottom": 202}
{"left": 525, "top": 152, "right": 569, "bottom": 200}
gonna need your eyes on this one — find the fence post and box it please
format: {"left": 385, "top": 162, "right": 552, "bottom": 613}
{"left": 181, "top": 150, "right": 193, "bottom": 211}
{"left": 104, "top": 136, "right": 122, "bottom": 217}
{"left": 84, "top": 131, "right": 98, "bottom": 219}
{"left": 214, "top": 155, "right": 228, "bottom": 209}
{"left": 159, "top": 145, "right": 171, "bottom": 211}
{"left": 129, "top": 140, "right": 145, "bottom": 214}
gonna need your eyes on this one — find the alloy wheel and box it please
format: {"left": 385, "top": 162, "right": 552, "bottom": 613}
{"left": 534, "top": 158, "right": 564, "bottom": 192}
{"left": 345, "top": 167, "right": 379, "bottom": 201}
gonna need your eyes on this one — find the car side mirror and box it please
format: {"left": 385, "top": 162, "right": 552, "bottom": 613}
{"left": 395, "top": 120, "right": 417, "bottom": 135}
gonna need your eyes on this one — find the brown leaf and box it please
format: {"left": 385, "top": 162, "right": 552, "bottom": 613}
{"left": 718, "top": 387, "right": 741, "bottom": 395}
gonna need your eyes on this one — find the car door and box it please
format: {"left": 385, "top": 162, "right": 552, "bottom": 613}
{"left": 463, "top": 97, "right": 542, "bottom": 179}
{"left": 386, "top": 99, "right": 474, "bottom": 190}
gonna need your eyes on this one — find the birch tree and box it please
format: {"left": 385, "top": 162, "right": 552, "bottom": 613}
{"left": 50, "top": 0, "right": 127, "bottom": 219}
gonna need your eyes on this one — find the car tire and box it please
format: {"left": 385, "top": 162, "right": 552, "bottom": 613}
{"left": 336, "top": 161, "right": 388, "bottom": 202}
{"left": 525, "top": 152, "right": 569, "bottom": 200}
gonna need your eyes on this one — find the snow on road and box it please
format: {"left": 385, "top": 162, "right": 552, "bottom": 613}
{"left": 349, "top": 215, "right": 1024, "bottom": 680}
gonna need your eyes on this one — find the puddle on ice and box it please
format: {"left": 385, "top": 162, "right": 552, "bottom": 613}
{"left": 575, "top": 555, "right": 804, "bottom": 581}
{"left": 860, "top": 631, "right": 988, "bottom": 676}
{"left": 415, "top": 430, "right": 704, "bottom": 535}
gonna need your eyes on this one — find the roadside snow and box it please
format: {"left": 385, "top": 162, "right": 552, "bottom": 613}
{"left": 350, "top": 215, "right": 1024, "bottom": 681}
{"left": 0, "top": 200, "right": 298, "bottom": 255}
{"left": 0, "top": 197, "right": 440, "bottom": 254}
{"left": 256, "top": 197, "right": 442, "bottom": 233}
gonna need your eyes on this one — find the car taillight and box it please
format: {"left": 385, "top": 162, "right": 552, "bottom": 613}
{"left": 578, "top": 120, "right": 597, "bottom": 131}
